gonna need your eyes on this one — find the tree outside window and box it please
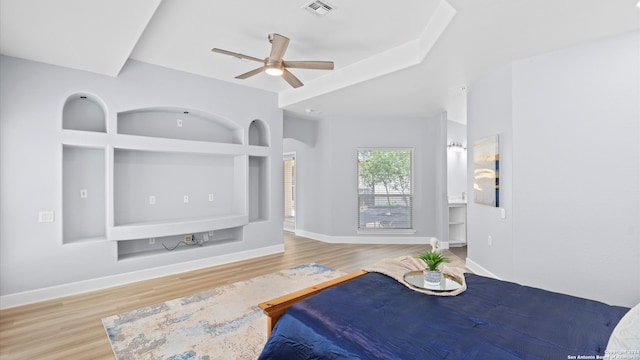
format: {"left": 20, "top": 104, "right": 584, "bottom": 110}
{"left": 357, "top": 149, "right": 413, "bottom": 230}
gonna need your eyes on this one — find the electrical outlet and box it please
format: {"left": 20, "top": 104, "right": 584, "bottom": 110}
{"left": 203, "top": 233, "right": 210, "bottom": 242}
{"left": 177, "top": 119, "right": 183, "bottom": 127}
{"left": 149, "top": 237, "right": 155, "bottom": 245}
{"left": 184, "top": 234, "right": 193, "bottom": 243}
{"left": 183, "top": 195, "right": 189, "bottom": 203}
{"left": 149, "top": 195, "right": 156, "bottom": 205}
{"left": 38, "top": 211, "right": 55, "bottom": 223}
{"left": 80, "top": 189, "right": 88, "bottom": 199}
{"left": 208, "top": 193, "right": 214, "bottom": 202}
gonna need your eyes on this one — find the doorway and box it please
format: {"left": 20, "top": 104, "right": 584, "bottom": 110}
{"left": 283, "top": 153, "right": 296, "bottom": 232}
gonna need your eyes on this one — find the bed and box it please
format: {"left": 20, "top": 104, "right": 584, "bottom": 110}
{"left": 257, "top": 269, "right": 634, "bottom": 359}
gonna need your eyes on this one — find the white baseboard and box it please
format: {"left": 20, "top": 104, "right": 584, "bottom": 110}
{"left": 295, "top": 229, "right": 436, "bottom": 245}
{"left": 465, "top": 257, "right": 502, "bottom": 280}
{"left": 0, "top": 244, "right": 284, "bottom": 310}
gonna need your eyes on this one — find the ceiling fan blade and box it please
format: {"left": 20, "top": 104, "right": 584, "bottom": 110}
{"left": 268, "top": 33, "right": 289, "bottom": 62}
{"left": 283, "top": 61, "right": 334, "bottom": 70}
{"left": 235, "top": 66, "right": 267, "bottom": 79}
{"left": 281, "top": 69, "right": 304, "bottom": 88}
{"left": 212, "top": 48, "right": 264, "bottom": 63}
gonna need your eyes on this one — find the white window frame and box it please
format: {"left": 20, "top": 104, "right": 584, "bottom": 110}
{"left": 357, "top": 148, "right": 415, "bottom": 234}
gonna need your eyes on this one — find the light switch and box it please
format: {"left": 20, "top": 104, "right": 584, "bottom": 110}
{"left": 500, "top": 208, "right": 506, "bottom": 219}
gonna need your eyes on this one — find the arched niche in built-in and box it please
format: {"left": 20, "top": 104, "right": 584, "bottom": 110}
{"left": 248, "top": 119, "right": 270, "bottom": 146}
{"left": 62, "top": 93, "right": 107, "bottom": 132}
{"left": 117, "top": 107, "right": 243, "bottom": 144}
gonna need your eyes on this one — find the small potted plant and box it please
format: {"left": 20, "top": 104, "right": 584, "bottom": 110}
{"left": 418, "top": 251, "right": 450, "bottom": 286}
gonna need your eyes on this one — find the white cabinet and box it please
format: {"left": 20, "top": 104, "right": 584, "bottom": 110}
{"left": 448, "top": 203, "right": 466, "bottom": 247}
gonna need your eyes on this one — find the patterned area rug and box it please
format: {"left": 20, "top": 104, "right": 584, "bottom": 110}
{"left": 102, "top": 263, "right": 344, "bottom": 360}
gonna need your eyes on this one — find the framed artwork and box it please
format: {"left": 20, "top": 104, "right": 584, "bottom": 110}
{"left": 473, "top": 135, "right": 499, "bottom": 207}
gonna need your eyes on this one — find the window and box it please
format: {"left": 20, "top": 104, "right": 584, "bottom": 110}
{"left": 357, "top": 149, "right": 413, "bottom": 231}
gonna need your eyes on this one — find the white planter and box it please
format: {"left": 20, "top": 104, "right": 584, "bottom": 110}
{"left": 423, "top": 270, "right": 442, "bottom": 286}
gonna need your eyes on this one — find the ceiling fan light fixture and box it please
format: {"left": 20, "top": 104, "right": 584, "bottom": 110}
{"left": 212, "top": 33, "right": 334, "bottom": 88}
{"left": 265, "top": 66, "right": 284, "bottom": 76}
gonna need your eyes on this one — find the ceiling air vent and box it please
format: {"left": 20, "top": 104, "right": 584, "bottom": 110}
{"left": 303, "top": 0, "right": 334, "bottom": 16}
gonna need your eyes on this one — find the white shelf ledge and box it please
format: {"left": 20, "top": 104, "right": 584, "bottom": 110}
{"left": 114, "top": 134, "right": 245, "bottom": 155}
{"left": 63, "top": 236, "right": 108, "bottom": 245}
{"left": 61, "top": 129, "right": 109, "bottom": 148}
{"left": 108, "top": 214, "right": 248, "bottom": 241}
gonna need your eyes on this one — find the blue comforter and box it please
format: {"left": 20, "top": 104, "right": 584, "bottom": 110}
{"left": 258, "top": 273, "right": 629, "bottom": 359}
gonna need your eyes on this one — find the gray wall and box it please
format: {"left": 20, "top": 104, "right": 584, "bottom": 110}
{"left": 467, "top": 63, "right": 515, "bottom": 279}
{"left": 0, "top": 56, "right": 283, "bottom": 297}
{"left": 284, "top": 113, "right": 448, "bottom": 241}
{"left": 467, "top": 30, "right": 640, "bottom": 307}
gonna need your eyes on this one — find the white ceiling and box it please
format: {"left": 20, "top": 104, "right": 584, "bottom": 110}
{"left": 1, "top": 0, "right": 639, "bottom": 123}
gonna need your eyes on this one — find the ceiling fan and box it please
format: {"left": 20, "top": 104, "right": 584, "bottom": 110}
{"left": 212, "top": 33, "right": 334, "bottom": 88}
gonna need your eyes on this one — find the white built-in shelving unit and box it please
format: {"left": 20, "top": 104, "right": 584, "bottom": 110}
{"left": 448, "top": 203, "right": 467, "bottom": 247}
{"left": 61, "top": 94, "right": 269, "bottom": 260}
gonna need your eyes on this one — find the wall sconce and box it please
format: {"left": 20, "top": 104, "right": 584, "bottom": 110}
{"left": 447, "top": 142, "right": 466, "bottom": 152}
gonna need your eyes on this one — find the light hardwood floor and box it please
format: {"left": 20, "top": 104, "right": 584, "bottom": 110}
{"left": 0, "top": 233, "right": 465, "bottom": 359}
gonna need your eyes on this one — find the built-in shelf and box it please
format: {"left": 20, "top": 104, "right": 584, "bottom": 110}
{"left": 109, "top": 214, "right": 248, "bottom": 241}
{"left": 114, "top": 134, "right": 244, "bottom": 155}
{"left": 62, "top": 94, "right": 106, "bottom": 133}
{"left": 117, "top": 227, "right": 243, "bottom": 261}
{"left": 62, "top": 94, "right": 108, "bottom": 244}
{"left": 448, "top": 203, "right": 466, "bottom": 247}
{"left": 113, "top": 149, "right": 245, "bottom": 225}
{"left": 248, "top": 119, "right": 270, "bottom": 146}
{"left": 60, "top": 97, "right": 271, "bottom": 255}
{"left": 61, "top": 129, "right": 109, "bottom": 148}
{"left": 248, "top": 145, "right": 270, "bottom": 157}
{"left": 117, "top": 107, "right": 243, "bottom": 144}
{"left": 249, "top": 156, "right": 269, "bottom": 222}
{"left": 62, "top": 145, "right": 106, "bottom": 244}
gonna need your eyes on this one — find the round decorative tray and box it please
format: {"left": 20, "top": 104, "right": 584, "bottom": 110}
{"left": 403, "top": 270, "right": 463, "bottom": 292}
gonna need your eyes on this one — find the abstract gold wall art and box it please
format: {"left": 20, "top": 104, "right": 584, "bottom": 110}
{"left": 473, "top": 135, "right": 499, "bottom": 207}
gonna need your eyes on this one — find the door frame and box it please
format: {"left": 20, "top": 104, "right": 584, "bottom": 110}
{"left": 283, "top": 152, "right": 296, "bottom": 232}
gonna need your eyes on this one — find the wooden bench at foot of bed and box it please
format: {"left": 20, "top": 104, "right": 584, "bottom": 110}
{"left": 258, "top": 270, "right": 368, "bottom": 336}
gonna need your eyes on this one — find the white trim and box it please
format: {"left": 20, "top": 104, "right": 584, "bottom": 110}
{"left": 295, "top": 228, "right": 436, "bottom": 245}
{"left": 0, "top": 244, "right": 284, "bottom": 310}
{"left": 465, "top": 257, "right": 502, "bottom": 280}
